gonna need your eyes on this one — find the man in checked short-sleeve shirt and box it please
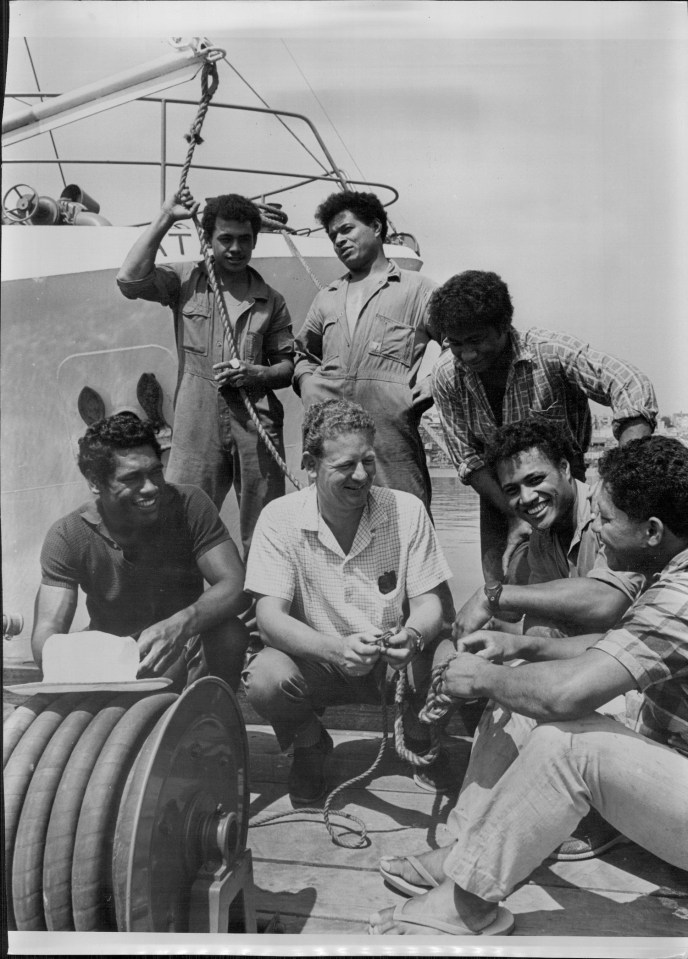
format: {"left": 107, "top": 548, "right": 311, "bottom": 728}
{"left": 243, "top": 399, "right": 453, "bottom": 806}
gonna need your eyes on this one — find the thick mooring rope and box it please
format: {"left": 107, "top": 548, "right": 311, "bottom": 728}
{"left": 178, "top": 63, "right": 452, "bottom": 846}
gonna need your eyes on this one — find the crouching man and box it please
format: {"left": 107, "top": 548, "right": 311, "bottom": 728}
{"left": 370, "top": 435, "right": 688, "bottom": 936}
{"left": 243, "top": 399, "right": 453, "bottom": 805}
{"left": 31, "top": 413, "right": 251, "bottom": 690}
{"left": 454, "top": 417, "right": 645, "bottom": 640}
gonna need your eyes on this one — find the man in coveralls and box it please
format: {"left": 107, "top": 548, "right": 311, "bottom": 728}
{"left": 117, "top": 189, "right": 294, "bottom": 557}
{"left": 293, "top": 191, "right": 440, "bottom": 512}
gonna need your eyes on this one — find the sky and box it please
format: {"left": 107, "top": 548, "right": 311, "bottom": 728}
{"left": 4, "top": 0, "right": 688, "bottom": 414}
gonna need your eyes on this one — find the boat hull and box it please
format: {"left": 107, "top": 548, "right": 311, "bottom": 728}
{"left": 1, "top": 225, "right": 422, "bottom": 659}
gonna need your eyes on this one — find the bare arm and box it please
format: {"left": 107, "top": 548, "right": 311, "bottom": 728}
{"left": 617, "top": 416, "right": 653, "bottom": 445}
{"left": 31, "top": 584, "right": 78, "bottom": 668}
{"left": 255, "top": 595, "right": 381, "bottom": 676}
{"left": 137, "top": 539, "right": 249, "bottom": 676}
{"left": 444, "top": 639, "right": 634, "bottom": 722}
{"left": 116, "top": 188, "right": 199, "bottom": 283}
{"left": 455, "top": 578, "right": 632, "bottom": 637}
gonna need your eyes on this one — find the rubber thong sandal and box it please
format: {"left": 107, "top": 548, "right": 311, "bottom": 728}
{"left": 369, "top": 898, "right": 515, "bottom": 936}
{"left": 379, "top": 855, "right": 440, "bottom": 897}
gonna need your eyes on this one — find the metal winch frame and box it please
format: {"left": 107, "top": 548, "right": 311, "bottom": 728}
{"left": 3, "top": 676, "right": 256, "bottom": 933}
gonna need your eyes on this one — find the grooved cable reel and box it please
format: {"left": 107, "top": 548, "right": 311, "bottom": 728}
{"left": 4, "top": 678, "right": 255, "bottom": 933}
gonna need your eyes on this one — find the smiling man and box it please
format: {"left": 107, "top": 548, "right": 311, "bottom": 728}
{"left": 429, "top": 270, "right": 658, "bottom": 583}
{"left": 243, "top": 400, "right": 452, "bottom": 805}
{"left": 454, "top": 418, "right": 645, "bottom": 642}
{"left": 117, "top": 189, "right": 294, "bottom": 557}
{"left": 370, "top": 435, "right": 688, "bottom": 937}
{"left": 31, "top": 413, "right": 250, "bottom": 689}
{"left": 293, "top": 191, "right": 440, "bottom": 512}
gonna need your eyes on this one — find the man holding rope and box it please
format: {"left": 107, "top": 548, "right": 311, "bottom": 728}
{"left": 243, "top": 399, "right": 453, "bottom": 805}
{"left": 117, "top": 189, "right": 294, "bottom": 557}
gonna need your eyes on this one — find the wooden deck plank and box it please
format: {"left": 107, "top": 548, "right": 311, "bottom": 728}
{"left": 251, "top": 860, "right": 687, "bottom": 937}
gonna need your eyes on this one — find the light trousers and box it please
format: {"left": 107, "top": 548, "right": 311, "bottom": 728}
{"left": 442, "top": 703, "right": 688, "bottom": 902}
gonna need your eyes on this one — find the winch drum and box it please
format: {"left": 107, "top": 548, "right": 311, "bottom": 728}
{"left": 3, "top": 676, "right": 254, "bottom": 933}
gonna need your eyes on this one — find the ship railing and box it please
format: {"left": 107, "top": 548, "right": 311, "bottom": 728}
{"left": 3, "top": 94, "right": 400, "bottom": 228}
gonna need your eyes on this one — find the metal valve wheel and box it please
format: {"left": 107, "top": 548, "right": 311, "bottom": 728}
{"left": 2, "top": 184, "right": 40, "bottom": 223}
{"left": 4, "top": 676, "right": 254, "bottom": 933}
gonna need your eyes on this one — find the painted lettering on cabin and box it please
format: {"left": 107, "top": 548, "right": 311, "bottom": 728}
{"left": 159, "top": 230, "right": 193, "bottom": 259}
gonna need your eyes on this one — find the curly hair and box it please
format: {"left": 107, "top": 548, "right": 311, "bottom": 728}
{"left": 302, "top": 399, "right": 376, "bottom": 460}
{"left": 428, "top": 270, "right": 514, "bottom": 339}
{"left": 77, "top": 412, "right": 162, "bottom": 486}
{"left": 201, "top": 194, "right": 262, "bottom": 242}
{"left": 484, "top": 417, "right": 574, "bottom": 475}
{"left": 598, "top": 436, "right": 688, "bottom": 537}
{"left": 315, "top": 191, "right": 388, "bottom": 242}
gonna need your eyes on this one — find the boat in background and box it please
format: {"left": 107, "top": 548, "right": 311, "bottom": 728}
{"left": 1, "top": 37, "right": 423, "bottom": 659}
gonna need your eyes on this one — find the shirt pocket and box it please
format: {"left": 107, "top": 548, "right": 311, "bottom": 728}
{"left": 180, "top": 299, "right": 210, "bottom": 356}
{"left": 321, "top": 316, "right": 344, "bottom": 370}
{"left": 368, "top": 314, "right": 414, "bottom": 368}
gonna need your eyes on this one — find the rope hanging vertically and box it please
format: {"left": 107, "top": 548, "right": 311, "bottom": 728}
{"left": 176, "top": 60, "right": 302, "bottom": 491}
{"left": 175, "top": 60, "right": 450, "bottom": 846}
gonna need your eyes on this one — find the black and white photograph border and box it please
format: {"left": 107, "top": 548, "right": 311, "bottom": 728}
{"left": 2, "top": 0, "right": 687, "bottom": 955}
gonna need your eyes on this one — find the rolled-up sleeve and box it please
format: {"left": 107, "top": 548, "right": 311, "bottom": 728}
{"left": 116, "top": 265, "right": 182, "bottom": 308}
{"left": 293, "top": 298, "right": 325, "bottom": 387}
{"left": 542, "top": 331, "right": 658, "bottom": 435}
{"left": 431, "top": 353, "right": 484, "bottom": 482}
{"left": 264, "top": 295, "right": 295, "bottom": 366}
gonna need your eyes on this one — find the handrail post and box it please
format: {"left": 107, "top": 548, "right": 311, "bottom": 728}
{"left": 160, "top": 99, "right": 167, "bottom": 206}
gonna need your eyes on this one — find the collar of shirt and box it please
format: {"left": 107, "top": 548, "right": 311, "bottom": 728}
{"left": 652, "top": 545, "right": 688, "bottom": 582}
{"left": 297, "top": 484, "right": 391, "bottom": 558}
{"left": 568, "top": 478, "right": 595, "bottom": 554}
{"left": 79, "top": 487, "right": 172, "bottom": 549}
{"left": 200, "top": 261, "right": 270, "bottom": 302}
{"left": 324, "top": 258, "right": 401, "bottom": 293}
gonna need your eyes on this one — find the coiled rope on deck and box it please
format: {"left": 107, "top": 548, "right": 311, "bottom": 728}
{"left": 177, "top": 61, "right": 450, "bottom": 847}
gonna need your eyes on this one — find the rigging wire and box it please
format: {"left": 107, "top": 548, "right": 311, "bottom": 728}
{"left": 280, "top": 39, "right": 400, "bottom": 235}
{"left": 218, "top": 54, "right": 333, "bottom": 178}
{"left": 23, "top": 38, "right": 67, "bottom": 190}
{"left": 280, "top": 40, "right": 367, "bottom": 187}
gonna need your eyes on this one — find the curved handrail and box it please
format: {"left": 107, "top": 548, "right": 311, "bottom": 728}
{"left": 3, "top": 93, "right": 401, "bottom": 228}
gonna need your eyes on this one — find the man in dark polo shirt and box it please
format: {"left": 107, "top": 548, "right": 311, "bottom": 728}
{"left": 31, "top": 413, "right": 250, "bottom": 689}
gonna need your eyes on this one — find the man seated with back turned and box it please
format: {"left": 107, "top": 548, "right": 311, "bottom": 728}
{"left": 370, "top": 436, "right": 688, "bottom": 937}
{"left": 454, "top": 417, "right": 645, "bottom": 641}
{"left": 31, "top": 413, "right": 250, "bottom": 690}
{"left": 243, "top": 399, "right": 453, "bottom": 805}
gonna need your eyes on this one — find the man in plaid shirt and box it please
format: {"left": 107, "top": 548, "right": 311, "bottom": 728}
{"left": 244, "top": 399, "right": 453, "bottom": 805}
{"left": 429, "top": 271, "right": 658, "bottom": 584}
{"left": 370, "top": 435, "right": 687, "bottom": 937}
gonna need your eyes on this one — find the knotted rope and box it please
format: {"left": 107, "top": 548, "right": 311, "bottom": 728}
{"left": 250, "top": 654, "right": 446, "bottom": 848}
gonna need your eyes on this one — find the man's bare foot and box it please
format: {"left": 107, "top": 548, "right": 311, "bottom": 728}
{"left": 379, "top": 846, "right": 452, "bottom": 891}
{"left": 369, "top": 878, "right": 506, "bottom": 936}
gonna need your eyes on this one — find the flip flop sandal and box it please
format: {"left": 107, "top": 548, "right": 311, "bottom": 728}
{"left": 379, "top": 854, "right": 440, "bottom": 897}
{"left": 369, "top": 898, "right": 515, "bottom": 936}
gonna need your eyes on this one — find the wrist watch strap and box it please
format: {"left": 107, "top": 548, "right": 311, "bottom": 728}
{"left": 484, "top": 582, "right": 503, "bottom": 613}
{"left": 405, "top": 625, "right": 425, "bottom": 653}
